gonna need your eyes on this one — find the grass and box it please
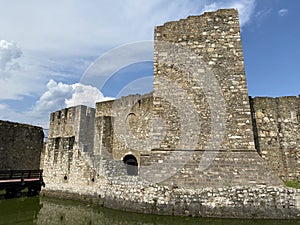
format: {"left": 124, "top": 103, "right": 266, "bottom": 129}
{"left": 284, "top": 179, "right": 300, "bottom": 189}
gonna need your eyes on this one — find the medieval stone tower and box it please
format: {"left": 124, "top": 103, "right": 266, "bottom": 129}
{"left": 42, "top": 9, "right": 290, "bottom": 193}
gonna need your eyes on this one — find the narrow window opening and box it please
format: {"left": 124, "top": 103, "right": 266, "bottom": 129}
{"left": 54, "top": 137, "right": 61, "bottom": 149}
{"left": 69, "top": 136, "right": 75, "bottom": 150}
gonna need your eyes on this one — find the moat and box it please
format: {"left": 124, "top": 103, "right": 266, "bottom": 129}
{"left": 0, "top": 197, "right": 298, "bottom": 225}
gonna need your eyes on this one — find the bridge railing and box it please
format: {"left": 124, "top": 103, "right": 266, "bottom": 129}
{"left": 0, "top": 170, "right": 43, "bottom": 180}
{"left": 0, "top": 170, "right": 44, "bottom": 196}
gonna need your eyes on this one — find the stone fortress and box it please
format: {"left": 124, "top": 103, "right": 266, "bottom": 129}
{"left": 5, "top": 9, "right": 300, "bottom": 218}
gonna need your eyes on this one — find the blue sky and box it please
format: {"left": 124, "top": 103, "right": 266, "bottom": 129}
{"left": 243, "top": 0, "right": 300, "bottom": 97}
{"left": 0, "top": 0, "right": 299, "bottom": 128}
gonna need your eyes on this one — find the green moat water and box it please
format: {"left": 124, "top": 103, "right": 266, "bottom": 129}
{"left": 0, "top": 197, "right": 299, "bottom": 225}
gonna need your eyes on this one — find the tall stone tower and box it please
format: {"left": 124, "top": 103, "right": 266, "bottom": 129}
{"left": 153, "top": 9, "right": 255, "bottom": 151}
{"left": 139, "top": 9, "right": 282, "bottom": 187}
{"left": 42, "top": 9, "right": 283, "bottom": 189}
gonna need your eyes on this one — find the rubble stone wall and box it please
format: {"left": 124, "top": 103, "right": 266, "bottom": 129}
{"left": 250, "top": 96, "right": 300, "bottom": 181}
{"left": 0, "top": 120, "right": 44, "bottom": 170}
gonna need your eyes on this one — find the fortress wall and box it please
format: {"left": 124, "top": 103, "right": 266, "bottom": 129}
{"left": 251, "top": 96, "right": 300, "bottom": 180}
{"left": 42, "top": 141, "right": 102, "bottom": 196}
{"left": 48, "top": 107, "right": 77, "bottom": 138}
{"left": 42, "top": 156, "right": 300, "bottom": 220}
{"left": 40, "top": 9, "right": 300, "bottom": 219}
{"left": 153, "top": 9, "right": 255, "bottom": 150}
{"left": 140, "top": 150, "right": 283, "bottom": 188}
{"left": 48, "top": 105, "right": 95, "bottom": 153}
{"left": 0, "top": 120, "right": 44, "bottom": 170}
{"left": 95, "top": 94, "right": 153, "bottom": 161}
{"left": 43, "top": 105, "right": 97, "bottom": 191}
{"left": 38, "top": 186, "right": 300, "bottom": 222}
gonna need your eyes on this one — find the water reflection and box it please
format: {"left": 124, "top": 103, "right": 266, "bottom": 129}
{"left": 0, "top": 197, "right": 41, "bottom": 225}
{"left": 0, "top": 197, "right": 299, "bottom": 225}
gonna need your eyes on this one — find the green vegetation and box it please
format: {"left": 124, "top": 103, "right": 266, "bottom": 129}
{"left": 284, "top": 179, "right": 300, "bottom": 189}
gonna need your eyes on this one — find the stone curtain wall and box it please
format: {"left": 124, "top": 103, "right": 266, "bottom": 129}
{"left": 43, "top": 173, "right": 300, "bottom": 219}
{"left": 42, "top": 140, "right": 300, "bottom": 219}
{"left": 140, "top": 150, "right": 282, "bottom": 188}
{"left": 153, "top": 9, "right": 255, "bottom": 150}
{"left": 0, "top": 120, "right": 44, "bottom": 170}
{"left": 251, "top": 96, "right": 300, "bottom": 181}
{"left": 94, "top": 94, "right": 153, "bottom": 161}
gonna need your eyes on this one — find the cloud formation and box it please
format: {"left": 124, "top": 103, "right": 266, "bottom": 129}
{"left": 0, "top": 0, "right": 257, "bottom": 127}
{"left": 32, "top": 80, "right": 113, "bottom": 113}
{"left": 31, "top": 80, "right": 73, "bottom": 115}
{"left": 0, "top": 0, "right": 256, "bottom": 56}
{"left": 65, "top": 83, "right": 114, "bottom": 108}
{"left": 21, "top": 80, "right": 113, "bottom": 126}
{"left": 0, "top": 40, "right": 22, "bottom": 77}
{"left": 278, "top": 9, "right": 288, "bottom": 17}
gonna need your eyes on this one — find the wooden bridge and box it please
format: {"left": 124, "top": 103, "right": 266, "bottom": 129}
{"left": 0, "top": 170, "right": 45, "bottom": 198}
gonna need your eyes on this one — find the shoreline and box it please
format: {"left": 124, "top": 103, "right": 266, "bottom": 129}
{"left": 41, "top": 183, "right": 300, "bottom": 219}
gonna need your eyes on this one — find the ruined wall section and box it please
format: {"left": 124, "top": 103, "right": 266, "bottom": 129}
{"left": 251, "top": 96, "right": 300, "bottom": 180}
{"left": 0, "top": 120, "right": 44, "bottom": 170}
{"left": 95, "top": 94, "right": 153, "bottom": 162}
{"left": 154, "top": 9, "right": 255, "bottom": 150}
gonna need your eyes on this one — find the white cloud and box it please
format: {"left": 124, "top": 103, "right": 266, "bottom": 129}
{"left": 30, "top": 80, "right": 113, "bottom": 113}
{"left": 0, "top": 0, "right": 257, "bottom": 127}
{"left": 0, "top": 40, "right": 22, "bottom": 77}
{"left": 0, "top": 0, "right": 255, "bottom": 56}
{"left": 30, "top": 80, "right": 73, "bottom": 115}
{"left": 0, "top": 40, "right": 55, "bottom": 100}
{"left": 22, "top": 80, "right": 113, "bottom": 127}
{"left": 278, "top": 9, "right": 289, "bottom": 17}
{"left": 65, "top": 83, "right": 114, "bottom": 108}
{"left": 0, "top": 103, "right": 6, "bottom": 110}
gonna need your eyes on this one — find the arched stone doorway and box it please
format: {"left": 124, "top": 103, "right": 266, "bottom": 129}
{"left": 123, "top": 155, "right": 138, "bottom": 176}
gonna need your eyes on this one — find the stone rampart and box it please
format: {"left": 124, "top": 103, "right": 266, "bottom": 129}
{"left": 140, "top": 150, "right": 282, "bottom": 188}
{"left": 94, "top": 94, "right": 153, "bottom": 161}
{"left": 250, "top": 96, "right": 300, "bottom": 181}
{"left": 48, "top": 105, "right": 95, "bottom": 154}
{"left": 0, "top": 120, "right": 44, "bottom": 170}
{"left": 42, "top": 142, "right": 300, "bottom": 219}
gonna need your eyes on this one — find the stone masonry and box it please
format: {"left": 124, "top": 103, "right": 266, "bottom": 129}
{"left": 41, "top": 9, "right": 300, "bottom": 218}
{"left": 153, "top": 9, "right": 254, "bottom": 150}
{"left": 250, "top": 96, "right": 300, "bottom": 181}
{"left": 0, "top": 120, "right": 44, "bottom": 170}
